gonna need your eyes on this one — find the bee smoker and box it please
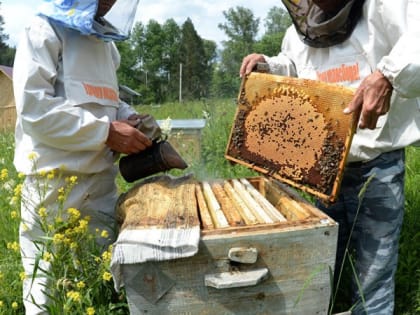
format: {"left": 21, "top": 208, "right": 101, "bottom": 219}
{"left": 119, "top": 114, "right": 188, "bottom": 182}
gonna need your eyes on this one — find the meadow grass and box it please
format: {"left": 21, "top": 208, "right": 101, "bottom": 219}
{"left": 0, "top": 98, "right": 419, "bottom": 314}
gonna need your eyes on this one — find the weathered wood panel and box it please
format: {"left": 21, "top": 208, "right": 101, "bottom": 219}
{"left": 123, "top": 222, "right": 337, "bottom": 315}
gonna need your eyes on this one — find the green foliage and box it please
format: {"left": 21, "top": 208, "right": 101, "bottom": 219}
{"left": 214, "top": 6, "right": 260, "bottom": 97}
{"left": 0, "top": 3, "right": 15, "bottom": 66}
{"left": 395, "top": 146, "right": 420, "bottom": 314}
{"left": 179, "top": 18, "right": 211, "bottom": 100}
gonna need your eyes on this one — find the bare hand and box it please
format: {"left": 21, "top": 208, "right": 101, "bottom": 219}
{"left": 344, "top": 70, "right": 393, "bottom": 129}
{"left": 239, "top": 53, "right": 266, "bottom": 77}
{"left": 105, "top": 120, "right": 152, "bottom": 154}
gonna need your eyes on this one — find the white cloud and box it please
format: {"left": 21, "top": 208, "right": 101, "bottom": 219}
{"left": 1, "top": 0, "right": 282, "bottom": 47}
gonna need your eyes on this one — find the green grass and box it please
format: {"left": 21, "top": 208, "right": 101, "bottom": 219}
{"left": 1, "top": 98, "right": 419, "bottom": 314}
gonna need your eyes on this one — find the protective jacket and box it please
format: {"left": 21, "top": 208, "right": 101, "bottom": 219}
{"left": 13, "top": 15, "right": 136, "bottom": 174}
{"left": 265, "top": 0, "right": 420, "bottom": 162}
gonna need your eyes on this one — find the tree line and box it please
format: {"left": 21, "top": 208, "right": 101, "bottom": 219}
{"left": 0, "top": 3, "right": 292, "bottom": 103}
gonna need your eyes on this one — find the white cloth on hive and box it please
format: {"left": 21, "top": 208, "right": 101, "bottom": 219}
{"left": 110, "top": 226, "right": 200, "bottom": 290}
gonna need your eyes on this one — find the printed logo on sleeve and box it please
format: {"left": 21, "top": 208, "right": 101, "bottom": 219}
{"left": 83, "top": 83, "right": 118, "bottom": 102}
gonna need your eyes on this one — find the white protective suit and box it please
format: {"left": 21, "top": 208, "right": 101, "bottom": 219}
{"left": 264, "top": 1, "right": 420, "bottom": 313}
{"left": 266, "top": 0, "right": 420, "bottom": 163}
{"left": 13, "top": 0, "right": 139, "bottom": 313}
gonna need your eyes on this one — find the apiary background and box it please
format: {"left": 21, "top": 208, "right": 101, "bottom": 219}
{"left": 118, "top": 176, "right": 338, "bottom": 315}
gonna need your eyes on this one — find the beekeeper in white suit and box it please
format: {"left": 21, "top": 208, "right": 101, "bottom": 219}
{"left": 240, "top": 0, "right": 420, "bottom": 314}
{"left": 13, "top": 0, "right": 150, "bottom": 313}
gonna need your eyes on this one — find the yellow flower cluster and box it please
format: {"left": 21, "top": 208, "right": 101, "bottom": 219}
{"left": 43, "top": 251, "right": 53, "bottom": 262}
{"left": 38, "top": 207, "right": 48, "bottom": 218}
{"left": 10, "top": 210, "right": 18, "bottom": 219}
{"left": 86, "top": 306, "right": 96, "bottom": 315}
{"left": 7, "top": 241, "right": 19, "bottom": 252}
{"left": 28, "top": 152, "right": 38, "bottom": 161}
{"left": 76, "top": 281, "right": 86, "bottom": 289}
{"left": 102, "top": 272, "right": 112, "bottom": 282}
{"left": 66, "top": 290, "right": 81, "bottom": 302}
{"left": 0, "top": 168, "right": 8, "bottom": 181}
{"left": 67, "top": 207, "right": 81, "bottom": 221}
{"left": 101, "top": 250, "right": 112, "bottom": 264}
{"left": 19, "top": 271, "right": 27, "bottom": 281}
{"left": 13, "top": 183, "right": 22, "bottom": 198}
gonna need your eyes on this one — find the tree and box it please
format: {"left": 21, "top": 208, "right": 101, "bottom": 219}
{"left": 214, "top": 6, "right": 260, "bottom": 97}
{"left": 0, "top": 2, "right": 15, "bottom": 66}
{"left": 161, "top": 19, "right": 181, "bottom": 101}
{"left": 264, "top": 6, "right": 292, "bottom": 35}
{"left": 179, "top": 18, "right": 209, "bottom": 100}
{"left": 254, "top": 6, "right": 292, "bottom": 56}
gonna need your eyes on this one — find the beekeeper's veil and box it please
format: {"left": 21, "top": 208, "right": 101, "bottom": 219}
{"left": 281, "top": 0, "right": 365, "bottom": 48}
{"left": 38, "top": 0, "right": 139, "bottom": 41}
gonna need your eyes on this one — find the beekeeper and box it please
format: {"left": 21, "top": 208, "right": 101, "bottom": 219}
{"left": 13, "top": 0, "right": 151, "bottom": 313}
{"left": 240, "top": 0, "right": 420, "bottom": 314}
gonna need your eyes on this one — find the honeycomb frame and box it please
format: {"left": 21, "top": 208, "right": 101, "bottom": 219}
{"left": 225, "top": 72, "right": 358, "bottom": 203}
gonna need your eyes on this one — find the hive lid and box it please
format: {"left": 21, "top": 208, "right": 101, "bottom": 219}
{"left": 225, "top": 72, "right": 358, "bottom": 203}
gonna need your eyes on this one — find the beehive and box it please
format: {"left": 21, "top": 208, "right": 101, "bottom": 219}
{"left": 115, "top": 175, "right": 338, "bottom": 315}
{"left": 226, "top": 72, "right": 357, "bottom": 203}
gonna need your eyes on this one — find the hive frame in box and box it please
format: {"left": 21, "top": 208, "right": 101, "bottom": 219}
{"left": 225, "top": 72, "right": 358, "bottom": 203}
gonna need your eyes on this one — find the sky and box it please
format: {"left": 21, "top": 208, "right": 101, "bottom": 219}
{"left": 1, "top": 0, "right": 283, "bottom": 48}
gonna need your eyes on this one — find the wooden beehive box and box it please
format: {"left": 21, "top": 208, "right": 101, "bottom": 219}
{"left": 117, "top": 176, "right": 338, "bottom": 315}
{"left": 226, "top": 72, "right": 357, "bottom": 203}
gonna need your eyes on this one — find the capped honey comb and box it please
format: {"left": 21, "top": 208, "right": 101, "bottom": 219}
{"left": 225, "top": 72, "right": 357, "bottom": 203}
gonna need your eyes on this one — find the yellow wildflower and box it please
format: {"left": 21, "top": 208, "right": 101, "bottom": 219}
{"left": 0, "top": 300, "right": 3, "bottom": 308}
{"left": 47, "top": 170, "right": 55, "bottom": 180}
{"left": 38, "top": 170, "right": 47, "bottom": 177}
{"left": 10, "top": 211, "right": 18, "bottom": 219}
{"left": 19, "top": 272, "right": 27, "bottom": 281}
{"left": 38, "top": 207, "right": 47, "bottom": 218}
{"left": 0, "top": 168, "right": 8, "bottom": 181}
{"left": 79, "top": 219, "right": 89, "bottom": 228}
{"left": 28, "top": 152, "right": 38, "bottom": 161}
{"left": 76, "top": 281, "right": 85, "bottom": 289}
{"left": 53, "top": 233, "right": 65, "bottom": 244}
{"left": 13, "top": 184, "right": 22, "bottom": 197}
{"left": 100, "top": 230, "right": 109, "bottom": 238}
{"left": 66, "top": 290, "right": 81, "bottom": 302}
{"left": 7, "top": 241, "right": 19, "bottom": 252}
{"left": 70, "top": 242, "right": 78, "bottom": 250}
{"left": 101, "top": 251, "right": 111, "bottom": 263}
{"left": 67, "top": 207, "right": 81, "bottom": 220}
{"left": 102, "top": 272, "right": 112, "bottom": 282}
{"left": 70, "top": 175, "right": 77, "bottom": 183}
{"left": 43, "top": 252, "right": 53, "bottom": 262}
{"left": 86, "top": 307, "right": 95, "bottom": 315}
{"left": 21, "top": 223, "right": 29, "bottom": 232}
{"left": 18, "top": 172, "right": 25, "bottom": 178}
{"left": 12, "top": 301, "right": 18, "bottom": 309}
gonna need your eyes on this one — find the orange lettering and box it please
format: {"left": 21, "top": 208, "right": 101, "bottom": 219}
{"left": 316, "top": 63, "right": 360, "bottom": 84}
{"left": 83, "top": 83, "right": 118, "bottom": 101}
